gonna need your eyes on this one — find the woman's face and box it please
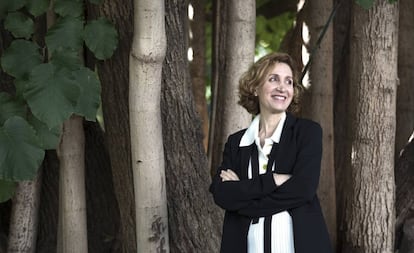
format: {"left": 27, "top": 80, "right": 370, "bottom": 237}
{"left": 256, "top": 62, "right": 294, "bottom": 115}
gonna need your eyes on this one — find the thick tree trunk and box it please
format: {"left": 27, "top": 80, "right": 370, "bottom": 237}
{"left": 7, "top": 172, "right": 41, "bottom": 253}
{"left": 209, "top": 0, "right": 255, "bottom": 174}
{"left": 162, "top": 0, "right": 222, "bottom": 252}
{"left": 342, "top": 1, "right": 398, "bottom": 253}
{"left": 129, "top": 0, "right": 169, "bottom": 251}
{"left": 57, "top": 115, "right": 88, "bottom": 253}
{"left": 189, "top": 0, "right": 209, "bottom": 152}
{"left": 83, "top": 121, "right": 120, "bottom": 253}
{"left": 301, "top": 0, "right": 337, "bottom": 247}
{"left": 36, "top": 151, "right": 59, "bottom": 253}
{"left": 396, "top": 0, "right": 414, "bottom": 157}
{"left": 395, "top": 140, "right": 414, "bottom": 250}
{"left": 400, "top": 218, "right": 414, "bottom": 253}
{"left": 86, "top": 1, "right": 136, "bottom": 252}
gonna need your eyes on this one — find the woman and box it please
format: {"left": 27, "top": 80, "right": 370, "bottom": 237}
{"left": 209, "top": 52, "right": 332, "bottom": 253}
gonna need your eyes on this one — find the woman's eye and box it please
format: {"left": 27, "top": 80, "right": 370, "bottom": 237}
{"left": 285, "top": 79, "right": 293, "bottom": 85}
{"left": 269, "top": 76, "right": 278, "bottom": 82}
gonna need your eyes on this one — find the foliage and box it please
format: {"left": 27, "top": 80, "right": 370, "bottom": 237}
{"left": 356, "top": 0, "right": 398, "bottom": 9}
{"left": 255, "top": 12, "right": 295, "bottom": 56}
{"left": 0, "top": 0, "right": 118, "bottom": 201}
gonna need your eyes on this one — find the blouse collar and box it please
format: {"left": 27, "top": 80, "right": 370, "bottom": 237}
{"left": 239, "top": 112, "right": 286, "bottom": 147}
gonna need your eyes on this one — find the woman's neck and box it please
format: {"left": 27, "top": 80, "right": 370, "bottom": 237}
{"left": 258, "top": 111, "right": 283, "bottom": 140}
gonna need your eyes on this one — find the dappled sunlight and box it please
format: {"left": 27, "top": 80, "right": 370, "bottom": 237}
{"left": 301, "top": 22, "right": 310, "bottom": 88}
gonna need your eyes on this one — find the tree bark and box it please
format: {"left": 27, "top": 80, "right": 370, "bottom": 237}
{"left": 333, "top": 0, "right": 352, "bottom": 251}
{"left": 129, "top": 0, "right": 169, "bottom": 251}
{"left": 56, "top": 115, "right": 88, "bottom": 253}
{"left": 86, "top": 1, "right": 136, "bottom": 252}
{"left": 342, "top": 1, "right": 398, "bottom": 253}
{"left": 400, "top": 218, "right": 414, "bottom": 253}
{"left": 396, "top": 0, "right": 414, "bottom": 158}
{"left": 301, "top": 0, "right": 337, "bottom": 247}
{"left": 7, "top": 172, "right": 41, "bottom": 253}
{"left": 162, "top": 0, "right": 222, "bottom": 252}
{"left": 189, "top": 0, "right": 209, "bottom": 152}
{"left": 395, "top": 140, "right": 414, "bottom": 250}
{"left": 36, "top": 122, "right": 120, "bottom": 253}
{"left": 209, "top": 0, "right": 255, "bottom": 174}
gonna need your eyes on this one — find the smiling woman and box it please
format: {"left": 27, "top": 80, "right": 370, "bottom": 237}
{"left": 210, "top": 52, "right": 332, "bottom": 253}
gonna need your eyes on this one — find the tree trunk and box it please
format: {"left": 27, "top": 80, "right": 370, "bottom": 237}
{"left": 189, "top": 0, "right": 209, "bottom": 152}
{"left": 86, "top": 1, "right": 136, "bottom": 252}
{"left": 129, "top": 0, "right": 169, "bottom": 252}
{"left": 301, "top": 0, "right": 337, "bottom": 247}
{"left": 83, "top": 121, "right": 120, "bottom": 253}
{"left": 56, "top": 115, "right": 88, "bottom": 253}
{"left": 342, "top": 1, "right": 398, "bottom": 253}
{"left": 208, "top": 0, "right": 228, "bottom": 174}
{"left": 400, "top": 218, "right": 414, "bottom": 253}
{"left": 395, "top": 140, "right": 414, "bottom": 250}
{"left": 396, "top": 0, "right": 414, "bottom": 157}
{"left": 7, "top": 172, "right": 41, "bottom": 253}
{"left": 209, "top": 0, "right": 255, "bottom": 174}
{"left": 36, "top": 122, "right": 120, "bottom": 253}
{"left": 162, "top": 0, "right": 222, "bottom": 252}
{"left": 333, "top": 0, "right": 352, "bottom": 251}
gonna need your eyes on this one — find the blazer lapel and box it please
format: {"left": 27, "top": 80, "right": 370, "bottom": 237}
{"left": 239, "top": 144, "right": 253, "bottom": 180}
{"left": 274, "top": 113, "right": 296, "bottom": 173}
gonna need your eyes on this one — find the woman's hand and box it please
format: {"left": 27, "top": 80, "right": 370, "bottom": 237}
{"left": 273, "top": 173, "right": 292, "bottom": 186}
{"left": 220, "top": 169, "right": 240, "bottom": 182}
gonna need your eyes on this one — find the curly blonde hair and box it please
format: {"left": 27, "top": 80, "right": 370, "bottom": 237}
{"left": 238, "top": 52, "right": 303, "bottom": 115}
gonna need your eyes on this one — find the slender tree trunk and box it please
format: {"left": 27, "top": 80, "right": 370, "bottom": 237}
{"left": 333, "top": 0, "right": 352, "bottom": 251}
{"left": 396, "top": 0, "right": 414, "bottom": 157}
{"left": 189, "top": 0, "right": 209, "bottom": 152}
{"left": 36, "top": 123, "right": 120, "bottom": 253}
{"left": 209, "top": 0, "right": 255, "bottom": 174}
{"left": 7, "top": 172, "right": 42, "bottom": 253}
{"left": 162, "top": 0, "right": 222, "bottom": 252}
{"left": 208, "top": 0, "right": 227, "bottom": 174}
{"left": 129, "top": 0, "right": 169, "bottom": 252}
{"left": 301, "top": 0, "right": 337, "bottom": 247}
{"left": 86, "top": 1, "right": 136, "bottom": 252}
{"left": 342, "top": 1, "right": 398, "bottom": 253}
{"left": 56, "top": 115, "right": 88, "bottom": 253}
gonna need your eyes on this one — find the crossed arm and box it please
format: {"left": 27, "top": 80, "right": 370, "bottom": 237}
{"left": 209, "top": 123, "right": 322, "bottom": 218}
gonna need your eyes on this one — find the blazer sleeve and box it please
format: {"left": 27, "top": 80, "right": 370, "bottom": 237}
{"left": 237, "top": 121, "right": 323, "bottom": 217}
{"left": 209, "top": 133, "right": 278, "bottom": 211}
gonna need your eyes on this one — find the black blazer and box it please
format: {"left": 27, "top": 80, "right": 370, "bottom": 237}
{"left": 210, "top": 113, "right": 332, "bottom": 253}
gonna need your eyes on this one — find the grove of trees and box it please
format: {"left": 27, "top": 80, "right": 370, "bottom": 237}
{"left": 0, "top": 0, "right": 413, "bottom": 252}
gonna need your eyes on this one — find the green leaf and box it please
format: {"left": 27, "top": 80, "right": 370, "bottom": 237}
{"left": 0, "top": 116, "right": 45, "bottom": 181}
{"left": 50, "top": 49, "right": 82, "bottom": 71}
{"left": 0, "top": 0, "right": 26, "bottom": 18}
{"left": 1, "top": 40, "right": 42, "bottom": 79}
{"left": 54, "top": 0, "right": 83, "bottom": 17}
{"left": 23, "top": 63, "right": 80, "bottom": 128}
{"left": 87, "top": 0, "right": 104, "bottom": 4}
{"left": 74, "top": 67, "right": 101, "bottom": 121}
{"left": 4, "top": 12, "right": 34, "bottom": 39}
{"left": 26, "top": 0, "right": 50, "bottom": 17}
{"left": 84, "top": 18, "right": 118, "bottom": 60}
{"left": 0, "top": 92, "right": 26, "bottom": 125}
{"left": 45, "top": 16, "right": 83, "bottom": 54}
{"left": 27, "top": 114, "right": 61, "bottom": 150}
{"left": 355, "top": 0, "right": 374, "bottom": 9}
{"left": 0, "top": 180, "right": 16, "bottom": 203}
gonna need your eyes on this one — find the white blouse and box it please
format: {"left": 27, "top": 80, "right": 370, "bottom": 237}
{"left": 240, "top": 113, "right": 295, "bottom": 253}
